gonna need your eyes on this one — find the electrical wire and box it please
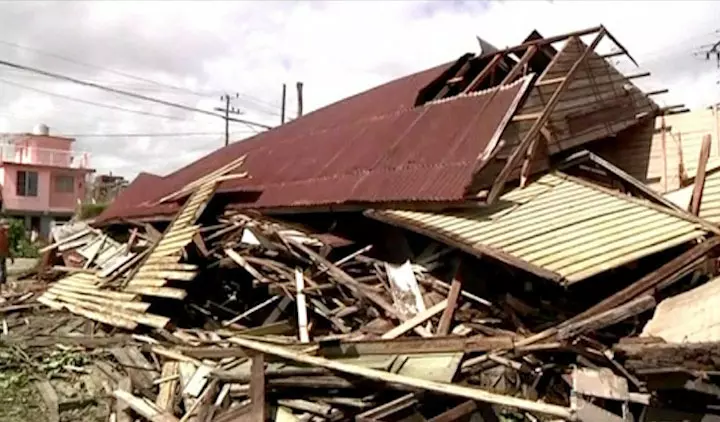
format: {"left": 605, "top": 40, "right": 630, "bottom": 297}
{"left": 65, "top": 131, "right": 255, "bottom": 138}
{"left": 0, "top": 77, "right": 187, "bottom": 121}
{"left": 0, "top": 57, "right": 274, "bottom": 129}
{"left": 0, "top": 39, "right": 217, "bottom": 98}
{"left": 0, "top": 39, "right": 285, "bottom": 115}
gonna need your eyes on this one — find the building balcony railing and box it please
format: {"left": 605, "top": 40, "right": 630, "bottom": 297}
{"left": 0, "top": 145, "right": 91, "bottom": 169}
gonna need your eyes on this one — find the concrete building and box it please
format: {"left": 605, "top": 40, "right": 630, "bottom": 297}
{"left": 0, "top": 124, "right": 94, "bottom": 237}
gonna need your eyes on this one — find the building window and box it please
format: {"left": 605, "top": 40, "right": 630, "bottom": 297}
{"left": 16, "top": 170, "right": 38, "bottom": 197}
{"left": 54, "top": 175, "right": 74, "bottom": 193}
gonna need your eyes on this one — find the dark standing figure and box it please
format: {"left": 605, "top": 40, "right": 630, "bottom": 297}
{"left": 0, "top": 218, "right": 10, "bottom": 289}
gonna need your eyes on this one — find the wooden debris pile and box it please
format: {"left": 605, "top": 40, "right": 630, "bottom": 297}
{"left": 14, "top": 201, "right": 720, "bottom": 420}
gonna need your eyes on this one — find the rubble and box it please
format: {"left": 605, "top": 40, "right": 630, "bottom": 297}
{"left": 4, "top": 25, "right": 720, "bottom": 422}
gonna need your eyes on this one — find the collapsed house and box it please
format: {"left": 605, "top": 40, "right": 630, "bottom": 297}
{"left": 5, "top": 25, "right": 720, "bottom": 422}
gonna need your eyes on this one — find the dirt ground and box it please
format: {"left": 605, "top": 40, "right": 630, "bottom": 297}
{"left": 0, "top": 276, "right": 109, "bottom": 422}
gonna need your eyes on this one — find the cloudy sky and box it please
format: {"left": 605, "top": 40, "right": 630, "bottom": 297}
{"left": 0, "top": 0, "right": 718, "bottom": 181}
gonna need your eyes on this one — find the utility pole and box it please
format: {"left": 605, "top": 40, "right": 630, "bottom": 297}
{"left": 214, "top": 93, "right": 242, "bottom": 147}
{"left": 696, "top": 34, "right": 720, "bottom": 152}
{"left": 281, "top": 83, "right": 287, "bottom": 125}
{"left": 296, "top": 82, "right": 304, "bottom": 118}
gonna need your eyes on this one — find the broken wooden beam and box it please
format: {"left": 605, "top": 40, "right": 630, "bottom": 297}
{"left": 227, "top": 336, "right": 576, "bottom": 419}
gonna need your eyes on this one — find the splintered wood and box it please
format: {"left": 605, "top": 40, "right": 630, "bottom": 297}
{"left": 123, "top": 179, "right": 217, "bottom": 299}
{"left": 36, "top": 159, "right": 247, "bottom": 330}
{"left": 24, "top": 136, "right": 720, "bottom": 419}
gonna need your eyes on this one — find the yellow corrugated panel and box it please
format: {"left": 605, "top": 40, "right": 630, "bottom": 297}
{"left": 374, "top": 173, "right": 706, "bottom": 285}
{"left": 665, "top": 169, "right": 720, "bottom": 225}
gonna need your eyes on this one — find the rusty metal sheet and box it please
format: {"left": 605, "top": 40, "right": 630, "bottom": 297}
{"left": 97, "top": 70, "right": 532, "bottom": 223}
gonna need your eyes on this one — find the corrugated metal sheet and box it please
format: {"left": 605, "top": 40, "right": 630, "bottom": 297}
{"left": 642, "top": 275, "right": 720, "bottom": 343}
{"left": 98, "top": 72, "right": 532, "bottom": 223}
{"left": 592, "top": 108, "right": 720, "bottom": 193}
{"left": 104, "top": 172, "right": 174, "bottom": 218}
{"left": 664, "top": 168, "right": 720, "bottom": 224}
{"left": 369, "top": 172, "right": 707, "bottom": 285}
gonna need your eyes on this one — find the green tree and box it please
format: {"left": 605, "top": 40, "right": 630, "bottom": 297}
{"left": 7, "top": 218, "right": 38, "bottom": 258}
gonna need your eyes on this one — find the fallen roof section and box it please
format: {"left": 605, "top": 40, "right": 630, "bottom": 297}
{"left": 665, "top": 167, "right": 720, "bottom": 224}
{"left": 97, "top": 75, "right": 533, "bottom": 224}
{"left": 97, "top": 26, "right": 659, "bottom": 225}
{"left": 369, "top": 172, "right": 707, "bottom": 285}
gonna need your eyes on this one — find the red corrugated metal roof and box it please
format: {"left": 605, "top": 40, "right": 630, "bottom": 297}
{"left": 103, "top": 172, "right": 175, "bottom": 220}
{"left": 97, "top": 65, "right": 532, "bottom": 224}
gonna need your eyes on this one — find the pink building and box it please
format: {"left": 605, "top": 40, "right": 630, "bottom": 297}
{"left": 0, "top": 124, "right": 94, "bottom": 237}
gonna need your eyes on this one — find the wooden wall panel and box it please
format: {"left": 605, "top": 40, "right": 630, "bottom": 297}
{"left": 591, "top": 108, "right": 720, "bottom": 193}
{"left": 475, "top": 36, "right": 657, "bottom": 194}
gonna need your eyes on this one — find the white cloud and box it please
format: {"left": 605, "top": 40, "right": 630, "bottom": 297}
{"left": 0, "top": 0, "right": 717, "bottom": 181}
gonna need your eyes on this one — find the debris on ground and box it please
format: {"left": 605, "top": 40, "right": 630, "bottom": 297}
{"left": 7, "top": 26, "right": 720, "bottom": 422}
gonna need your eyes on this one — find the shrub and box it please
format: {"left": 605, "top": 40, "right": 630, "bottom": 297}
{"left": 7, "top": 218, "right": 38, "bottom": 258}
{"left": 78, "top": 203, "right": 108, "bottom": 220}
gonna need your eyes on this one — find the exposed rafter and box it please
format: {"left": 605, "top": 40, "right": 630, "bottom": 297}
{"left": 487, "top": 28, "right": 608, "bottom": 204}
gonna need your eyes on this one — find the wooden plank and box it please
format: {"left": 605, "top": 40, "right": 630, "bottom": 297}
{"left": 558, "top": 295, "right": 656, "bottom": 339}
{"left": 512, "top": 112, "right": 541, "bottom": 122}
{"left": 357, "top": 393, "right": 418, "bottom": 421}
{"left": 35, "top": 380, "right": 59, "bottom": 422}
{"left": 230, "top": 336, "right": 574, "bottom": 419}
{"left": 49, "top": 293, "right": 168, "bottom": 328}
{"left": 295, "top": 268, "right": 310, "bottom": 343}
{"left": 155, "top": 229, "right": 199, "bottom": 246}
{"left": 382, "top": 299, "right": 448, "bottom": 339}
{"left": 49, "top": 283, "right": 138, "bottom": 301}
{"left": 144, "top": 256, "right": 190, "bottom": 266}
{"left": 573, "top": 397, "right": 624, "bottom": 422}
{"left": 155, "top": 362, "right": 179, "bottom": 413}
{"left": 500, "top": 45, "right": 537, "bottom": 85}
{"left": 437, "top": 267, "right": 463, "bottom": 336}
{"left": 571, "top": 368, "right": 629, "bottom": 401}
{"left": 111, "top": 348, "right": 155, "bottom": 390}
{"left": 690, "top": 134, "right": 712, "bottom": 215}
{"left": 178, "top": 362, "right": 198, "bottom": 422}
{"left": 124, "top": 286, "right": 188, "bottom": 300}
{"left": 248, "top": 353, "right": 266, "bottom": 421}
{"left": 39, "top": 227, "right": 93, "bottom": 253}
{"left": 149, "top": 248, "right": 185, "bottom": 259}
{"left": 134, "top": 269, "right": 196, "bottom": 281}
{"left": 136, "top": 263, "right": 198, "bottom": 272}
{"left": 127, "top": 278, "right": 171, "bottom": 288}
{"left": 47, "top": 287, "right": 150, "bottom": 312}
{"left": 39, "top": 296, "right": 138, "bottom": 330}
{"left": 462, "top": 53, "right": 502, "bottom": 94}
{"left": 225, "top": 248, "right": 269, "bottom": 283}
{"left": 153, "top": 238, "right": 196, "bottom": 254}
{"left": 285, "top": 238, "right": 401, "bottom": 320}
{"left": 116, "top": 377, "right": 133, "bottom": 422}
{"left": 113, "top": 390, "right": 179, "bottom": 422}
{"left": 487, "top": 29, "right": 607, "bottom": 203}
{"left": 428, "top": 401, "right": 477, "bottom": 422}
{"left": 183, "top": 365, "right": 212, "bottom": 398}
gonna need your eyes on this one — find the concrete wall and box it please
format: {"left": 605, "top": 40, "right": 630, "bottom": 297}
{"left": 1, "top": 164, "right": 88, "bottom": 213}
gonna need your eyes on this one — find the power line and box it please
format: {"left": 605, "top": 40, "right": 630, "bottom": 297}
{"left": 0, "top": 77, "right": 186, "bottom": 121}
{"left": 0, "top": 39, "right": 286, "bottom": 116}
{"left": 214, "top": 93, "right": 249, "bottom": 146}
{"left": 0, "top": 39, "right": 217, "bottom": 98}
{"left": 0, "top": 57, "right": 274, "bottom": 130}
{"left": 64, "top": 131, "right": 255, "bottom": 138}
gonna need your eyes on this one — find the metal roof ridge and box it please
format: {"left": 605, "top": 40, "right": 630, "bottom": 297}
{"left": 421, "top": 74, "right": 535, "bottom": 107}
